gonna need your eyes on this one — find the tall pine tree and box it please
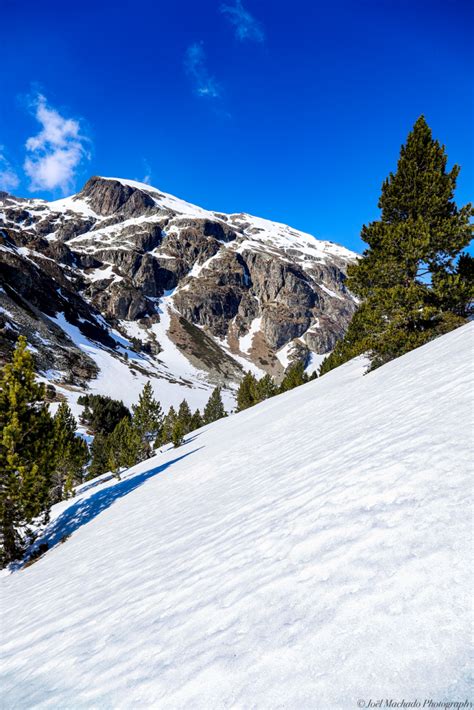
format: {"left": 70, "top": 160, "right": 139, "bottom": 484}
{"left": 0, "top": 337, "right": 56, "bottom": 565}
{"left": 155, "top": 406, "right": 177, "bottom": 447}
{"left": 107, "top": 417, "right": 141, "bottom": 479}
{"left": 177, "top": 399, "right": 193, "bottom": 435}
{"left": 321, "top": 116, "right": 473, "bottom": 373}
{"left": 132, "top": 381, "right": 163, "bottom": 459}
{"left": 203, "top": 387, "right": 227, "bottom": 424}
{"left": 52, "top": 403, "right": 89, "bottom": 503}
{"left": 88, "top": 431, "right": 111, "bottom": 479}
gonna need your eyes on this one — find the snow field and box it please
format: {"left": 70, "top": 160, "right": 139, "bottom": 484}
{"left": 1, "top": 323, "right": 472, "bottom": 709}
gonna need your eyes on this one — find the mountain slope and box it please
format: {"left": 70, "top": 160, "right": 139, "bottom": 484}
{"left": 1, "top": 177, "right": 357, "bottom": 410}
{"left": 1, "top": 324, "right": 472, "bottom": 709}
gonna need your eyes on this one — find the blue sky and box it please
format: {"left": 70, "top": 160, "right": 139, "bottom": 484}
{"left": 1, "top": 0, "right": 472, "bottom": 252}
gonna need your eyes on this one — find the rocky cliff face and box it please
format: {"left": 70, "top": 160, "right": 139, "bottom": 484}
{"left": 0, "top": 177, "right": 357, "bottom": 408}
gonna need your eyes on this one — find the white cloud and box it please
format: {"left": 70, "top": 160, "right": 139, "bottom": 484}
{"left": 184, "top": 43, "right": 220, "bottom": 98}
{"left": 220, "top": 0, "right": 265, "bottom": 43}
{"left": 23, "top": 94, "right": 90, "bottom": 193}
{"left": 0, "top": 150, "right": 19, "bottom": 192}
{"left": 142, "top": 159, "right": 152, "bottom": 185}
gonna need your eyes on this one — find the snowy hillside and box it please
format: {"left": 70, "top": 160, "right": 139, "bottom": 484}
{"left": 1, "top": 324, "right": 473, "bottom": 708}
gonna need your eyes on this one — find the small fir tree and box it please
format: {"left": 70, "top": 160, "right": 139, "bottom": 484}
{"left": 88, "top": 431, "right": 111, "bottom": 479}
{"left": 279, "top": 362, "right": 308, "bottom": 393}
{"left": 203, "top": 387, "right": 227, "bottom": 424}
{"left": 171, "top": 419, "right": 184, "bottom": 448}
{"left": 190, "top": 409, "right": 203, "bottom": 432}
{"left": 256, "top": 373, "right": 277, "bottom": 402}
{"left": 236, "top": 372, "right": 259, "bottom": 411}
{"left": 177, "top": 399, "right": 193, "bottom": 435}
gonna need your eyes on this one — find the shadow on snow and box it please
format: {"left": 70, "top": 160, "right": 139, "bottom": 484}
{"left": 17, "top": 448, "right": 201, "bottom": 570}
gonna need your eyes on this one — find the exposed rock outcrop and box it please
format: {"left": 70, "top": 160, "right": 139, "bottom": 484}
{"left": 77, "top": 176, "right": 156, "bottom": 217}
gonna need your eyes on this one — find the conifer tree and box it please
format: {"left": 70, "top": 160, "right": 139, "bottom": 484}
{"left": 0, "top": 337, "right": 56, "bottom": 565}
{"left": 177, "top": 399, "right": 193, "bottom": 435}
{"left": 190, "top": 409, "right": 203, "bottom": 432}
{"left": 279, "top": 361, "right": 308, "bottom": 393}
{"left": 107, "top": 417, "right": 141, "bottom": 479}
{"left": 172, "top": 418, "right": 184, "bottom": 448}
{"left": 203, "top": 387, "right": 227, "bottom": 424}
{"left": 52, "top": 403, "right": 89, "bottom": 503}
{"left": 78, "top": 394, "right": 130, "bottom": 434}
{"left": 256, "top": 373, "right": 277, "bottom": 402}
{"left": 88, "top": 431, "right": 111, "bottom": 479}
{"left": 322, "top": 116, "right": 473, "bottom": 373}
{"left": 155, "top": 406, "right": 177, "bottom": 447}
{"left": 132, "top": 381, "right": 163, "bottom": 459}
{"left": 236, "top": 372, "right": 259, "bottom": 411}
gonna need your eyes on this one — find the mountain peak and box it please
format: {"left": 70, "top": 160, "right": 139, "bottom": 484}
{"left": 76, "top": 175, "right": 156, "bottom": 217}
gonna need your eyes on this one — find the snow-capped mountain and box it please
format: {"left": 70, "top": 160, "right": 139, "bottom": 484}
{"left": 0, "top": 176, "right": 357, "bottom": 410}
{"left": 1, "top": 323, "right": 472, "bottom": 707}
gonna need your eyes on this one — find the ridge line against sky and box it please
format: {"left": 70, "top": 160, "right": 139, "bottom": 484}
{"left": 0, "top": 0, "right": 472, "bottom": 252}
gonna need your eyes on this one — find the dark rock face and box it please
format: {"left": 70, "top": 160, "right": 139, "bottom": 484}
{"left": 261, "top": 305, "right": 312, "bottom": 350}
{"left": 77, "top": 176, "right": 156, "bottom": 217}
{"left": 235, "top": 293, "right": 259, "bottom": 335}
{"left": 91, "top": 281, "right": 151, "bottom": 321}
{"left": 175, "top": 285, "right": 243, "bottom": 338}
{"left": 161, "top": 228, "right": 221, "bottom": 270}
{"left": 174, "top": 252, "right": 251, "bottom": 337}
{"left": 195, "top": 218, "right": 238, "bottom": 243}
{"left": 0, "top": 176, "right": 358, "bottom": 390}
{"left": 55, "top": 217, "right": 97, "bottom": 241}
{"left": 0, "top": 232, "right": 113, "bottom": 381}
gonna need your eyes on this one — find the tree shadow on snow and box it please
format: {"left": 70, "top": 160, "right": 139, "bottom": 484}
{"left": 17, "top": 449, "right": 201, "bottom": 570}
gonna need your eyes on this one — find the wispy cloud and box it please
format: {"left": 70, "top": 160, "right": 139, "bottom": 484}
{"left": 23, "top": 94, "right": 90, "bottom": 193}
{"left": 184, "top": 42, "right": 220, "bottom": 98}
{"left": 0, "top": 149, "right": 19, "bottom": 192}
{"left": 220, "top": 0, "right": 265, "bottom": 43}
{"left": 141, "top": 159, "right": 152, "bottom": 185}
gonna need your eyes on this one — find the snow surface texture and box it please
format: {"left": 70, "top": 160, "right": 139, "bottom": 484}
{"left": 1, "top": 324, "right": 473, "bottom": 709}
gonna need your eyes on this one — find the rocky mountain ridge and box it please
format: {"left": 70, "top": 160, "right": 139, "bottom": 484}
{"left": 0, "top": 176, "right": 357, "bottom": 409}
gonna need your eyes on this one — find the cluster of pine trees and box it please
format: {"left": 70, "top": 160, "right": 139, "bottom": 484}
{"left": 0, "top": 337, "right": 89, "bottom": 566}
{"left": 87, "top": 384, "right": 227, "bottom": 478}
{"left": 320, "top": 116, "right": 473, "bottom": 374}
{"left": 236, "top": 361, "right": 315, "bottom": 412}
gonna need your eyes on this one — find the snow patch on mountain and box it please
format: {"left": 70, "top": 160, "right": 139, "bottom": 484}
{"left": 239, "top": 316, "right": 262, "bottom": 354}
{"left": 46, "top": 306, "right": 235, "bottom": 413}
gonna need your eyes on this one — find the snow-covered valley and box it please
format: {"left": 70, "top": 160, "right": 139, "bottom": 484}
{"left": 1, "top": 323, "right": 473, "bottom": 708}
